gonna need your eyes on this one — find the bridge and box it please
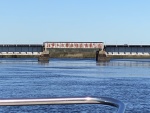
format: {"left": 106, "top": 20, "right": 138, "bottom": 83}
{"left": 0, "top": 44, "right": 43, "bottom": 56}
{"left": 0, "top": 43, "right": 150, "bottom": 58}
{"left": 105, "top": 45, "right": 150, "bottom": 55}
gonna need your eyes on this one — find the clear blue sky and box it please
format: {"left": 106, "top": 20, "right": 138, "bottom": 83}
{"left": 0, "top": 0, "right": 150, "bottom": 44}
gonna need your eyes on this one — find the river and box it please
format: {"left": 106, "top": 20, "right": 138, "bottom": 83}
{"left": 0, "top": 58, "right": 149, "bottom": 113}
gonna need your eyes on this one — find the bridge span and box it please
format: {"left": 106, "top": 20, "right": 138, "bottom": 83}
{"left": 0, "top": 44, "right": 43, "bottom": 56}
{"left": 105, "top": 45, "right": 150, "bottom": 55}
{"left": 0, "top": 43, "right": 150, "bottom": 58}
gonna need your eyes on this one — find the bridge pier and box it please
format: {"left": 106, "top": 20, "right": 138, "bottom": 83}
{"left": 38, "top": 51, "right": 50, "bottom": 62}
{"left": 96, "top": 49, "right": 110, "bottom": 62}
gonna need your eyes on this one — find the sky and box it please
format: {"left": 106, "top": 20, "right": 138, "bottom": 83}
{"left": 0, "top": 0, "right": 150, "bottom": 45}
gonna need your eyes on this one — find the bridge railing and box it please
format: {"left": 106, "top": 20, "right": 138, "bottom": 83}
{"left": 0, "top": 97, "right": 125, "bottom": 113}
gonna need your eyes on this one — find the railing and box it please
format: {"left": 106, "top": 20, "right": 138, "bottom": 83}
{"left": 0, "top": 97, "right": 125, "bottom": 113}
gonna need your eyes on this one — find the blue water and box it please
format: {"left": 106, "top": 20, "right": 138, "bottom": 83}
{"left": 0, "top": 58, "right": 150, "bottom": 113}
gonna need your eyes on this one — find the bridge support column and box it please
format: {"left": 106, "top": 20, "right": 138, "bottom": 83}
{"left": 38, "top": 51, "right": 50, "bottom": 62}
{"left": 96, "top": 49, "right": 110, "bottom": 62}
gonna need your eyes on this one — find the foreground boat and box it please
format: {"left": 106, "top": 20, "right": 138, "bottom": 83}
{"left": 0, "top": 97, "right": 125, "bottom": 113}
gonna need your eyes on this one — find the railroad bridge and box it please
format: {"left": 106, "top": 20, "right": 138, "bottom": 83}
{"left": 105, "top": 45, "right": 150, "bottom": 55}
{"left": 0, "top": 44, "right": 43, "bottom": 56}
{"left": 0, "top": 42, "right": 150, "bottom": 58}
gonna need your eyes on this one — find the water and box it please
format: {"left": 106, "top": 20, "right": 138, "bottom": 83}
{"left": 0, "top": 58, "right": 150, "bottom": 113}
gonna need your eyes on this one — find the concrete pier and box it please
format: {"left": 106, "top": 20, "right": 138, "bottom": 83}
{"left": 96, "top": 50, "right": 110, "bottom": 62}
{"left": 38, "top": 51, "right": 50, "bottom": 62}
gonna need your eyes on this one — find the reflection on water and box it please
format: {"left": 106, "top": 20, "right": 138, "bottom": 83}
{"left": 0, "top": 58, "right": 149, "bottom": 113}
{"left": 97, "top": 59, "right": 150, "bottom": 67}
{"left": 38, "top": 61, "right": 49, "bottom": 65}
